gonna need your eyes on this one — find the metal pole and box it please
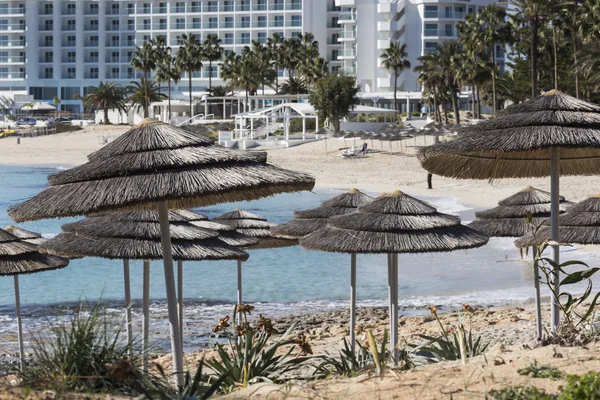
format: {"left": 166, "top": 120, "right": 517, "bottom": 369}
{"left": 157, "top": 201, "right": 184, "bottom": 388}
{"left": 391, "top": 254, "right": 399, "bottom": 363}
{"left": 237, "top": 260, "right": 243, "bottom": 322}
{"left": 123, "top": 259, "right": 133, "bottom": 356}
{"left": 550, "top": 148, "right": 560, "bottom": 334}
{"left": 387, "top": 254, "right": 393, "bottom": 358}
{"left": 350, "top": 253, "right": 357, "bottom": 353}
{"left": 14, "top": 275, "right": 23, "bottom": 372}
{"left": 142, "top": 260, "right": 150, "bottom": 375}
{"left": 177, "top": 260, "right": 184, "bottom": 346}
{"left": 533, "top": 248, "right": 543, "bottom": 340}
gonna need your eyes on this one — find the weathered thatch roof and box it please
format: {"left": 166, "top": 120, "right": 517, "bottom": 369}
{"left": 418, "top": 90, "right": 600, "bottom": 179}
{"left": 39, "top": 233, "right": 249, "bottom": 261}
{"left": 0, "top": 229, "right": 69, "bottom": 275}
{"left": 515, "top": 194, "right": 600, "bottom": 247}
{"left": 189, "top": 219, "right": 259, "bottom": 247}
{"left": 215, "top": 209, "right": 297, "bottom": 250}
{"left": 3, "top": 225, "right": 47, "bottom": 245}
{"left": 467, "top": 186, "right": 571, "bottom": 237}
{"left": 8, "top": 119, "right": 315, "bottom": 222}
{"left": 271, "top": 189, "right": 373, "bottom": 239}
{"left": 62, "top": 217, "right": 219, "bottom": 241}
{"left": 300, "top": 191, "right": 488, "bottom": 254}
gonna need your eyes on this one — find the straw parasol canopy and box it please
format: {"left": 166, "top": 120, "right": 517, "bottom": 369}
{"left": 418, "top": 90, "right": 600, "bottom": 334}
{"left": 3, "top": 225, "right": 46, "bottom": 245}
{"left": 8, "top": 120, "right": 315, "bottom": 221}
{"left": 300, "top": 191, "right": 488, "bottom": 360}
{"left": 301, "top": 191, "right": 488, "bottom": 254}
{"left": 418, "top": 91, "right": 600, "bottom": 179}
{"left": 0, "top": 228, "right": 69, "bottom": 370}
{"left": 215, "top": 209, "right": 297, "bottom": 250}
{"left": 468, "top": 186, "right": 571, "bottom": 238}
{"left": 7, "top": 118, "right": 314, "bottom": 383}
{"left": 271, "top": 189, "right": 374, "bottom": 239}
{"left": 515, "top": 194, "right": 600, "bottom": 248}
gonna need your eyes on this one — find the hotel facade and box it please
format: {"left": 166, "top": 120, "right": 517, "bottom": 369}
{"left": 0, "top": 0, "right": 503, "bottom": 115}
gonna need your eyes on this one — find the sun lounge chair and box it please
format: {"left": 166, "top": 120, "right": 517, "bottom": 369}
{"left": 338, "top": 143, "right": 367, "bottom": 158}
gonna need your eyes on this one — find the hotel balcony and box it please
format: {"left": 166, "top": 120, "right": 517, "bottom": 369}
{"left": 0, "top": 7, "right": 25, "bottom": 15}
{"left": 0, "top": 40, "right": 25, "bottom": 48}
{"left": 424, "top": 11, "right": 466, "bottom": 20}
{"left": 337, "top": 49, "right": 356, "bottom": 60}
{"left": 0, "top": 24, "right": 25, "bottom": 32}
{"left": 338, "top": 13, "right": 356, "bottom": 24}
{"left": 0, "top": 56, "right": 24, "bottom": 64}
{"left": 0, "top": 72, "right": 25, "bottom": 79}
{"left": 106, "top": 56, "right": 132, "bottom": 63}
{"left": 337, "top": 31, "right": 356, "bottom": 42}
{"left": 423, "top": 29, "right": 456, "bottom": 38}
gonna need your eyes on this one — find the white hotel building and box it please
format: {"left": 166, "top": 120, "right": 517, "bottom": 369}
{"left": 0, "top": 0, "right": 502, "bottom": 116}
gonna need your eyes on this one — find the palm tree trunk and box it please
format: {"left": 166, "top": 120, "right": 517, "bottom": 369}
{"left": 104, "top": 108, "right": 109, "bottom": 125}
{"left": 552, "top": 25, "right": 558, "bottom": 90}
{"left": 573, "top": 35, "right": 579, "bottom": 98}
{"left": 433, "top": 94, "right": 439, "bottom": 123}
{"left": 188, "top": 73, "right": 193, "bottom": 118}
{"left": 452, "top": 91, "right": 460, "bottom": 124}
{"left": 531, "top": 18, "right": 538, "bottom": 98}
{"left": 393, "top": 73, "right": 398, "bottom": 113}
{"left": 471, "top": 85, "right": 476, "bottom": 118}
{"left": 443, "top": 102, "right": 449, "bottom": 124}
{"left": 168, "top": 79, "right": 172, "bottom": 120}
{"left": 275, "top": 63, "right": 279, "bottom": 93}
{"left": 209, "top": 61, "right": 213, "bottom": 90}
{"left": 491, "top": 45, "right": 497, "bottom": 115}
{"left": 476, "top": 85, "right": 482, "bottom": 119}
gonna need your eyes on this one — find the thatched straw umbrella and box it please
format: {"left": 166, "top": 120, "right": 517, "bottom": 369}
{"left": 418, "top": 90, "right": 600, "bottom": 334}
{"left": 272, "top": 189, "right": 374, "bottom": 351}
{"left": 3, "top": 226, "right": 46, "bottom": 245}
{"left": 0, "top": 228, "right": 69, "bottom": 370}
{"left": 515, "top": 194, "right": 600, "bottom": 248}
{"left": 468, "top": 186, "right": 571, "bottom": 339}
{"left": 39, "top": 211, "right": 249, "bottom": 374}
{"left": 300, "top": 191, "right": 488, "bottom": 361}
{"left": 214, "top": 209, "right": 297, "bottom": 319}
{"left": 9, "top": 119, "right": 314, "bottom": 385}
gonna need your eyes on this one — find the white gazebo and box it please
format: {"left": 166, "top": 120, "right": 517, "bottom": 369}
{"left": 233, "top": 103, "right": 396, "bottom": 141}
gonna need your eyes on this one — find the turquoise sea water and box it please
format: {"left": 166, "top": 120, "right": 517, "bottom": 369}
{"left": 0, "top": 165, "right": 597, "bottom": 351}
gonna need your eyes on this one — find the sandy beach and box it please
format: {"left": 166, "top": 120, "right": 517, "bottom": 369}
{"left": 1, "top": 126, "right": 599, "bottom": 209}
{"left": 2, "top": 125, "right": 600, "bottom": 399}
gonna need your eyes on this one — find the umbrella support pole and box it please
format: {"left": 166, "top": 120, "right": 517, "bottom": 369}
{"left": 550, "top": 148, "right": 560, "bottom": 334}
{"left": 14, "top": 275, "right": 23, "bottom": 372}
{"left": 123, "top": 259, "right": 133, "bottom": 357}
{"left": 177, "top": 260, "right": 184, "bottom": 346}
{"left": 533, "top": 248, "right": 543, "bottom": 340}
{"left": 142, "top": 260, "right": 150, "bottom": 375}
{"left": 158, "top": 201, "right": 184, "bottom": 389}
{"left": 387, "top": 255, "right": 392, "bottom": 322}
{"left": 350, "top": 253, "right": 357, "bottom": 353}
{"left": 237, "top": 260, "right": 243, "bottom": 323}
{"left": 391, "top": 254, "right": 398, "bottom": 364}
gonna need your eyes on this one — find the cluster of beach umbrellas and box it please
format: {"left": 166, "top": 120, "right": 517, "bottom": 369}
{"left": 419, "top": 89, "right": 600, "bottom": 334}
{"left": 8, "top": 119, "right": 315, "bottom": 386}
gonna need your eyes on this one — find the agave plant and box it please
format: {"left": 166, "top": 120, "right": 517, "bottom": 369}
{"left": 205, "top": 308, "right": 313, "bottom": 391}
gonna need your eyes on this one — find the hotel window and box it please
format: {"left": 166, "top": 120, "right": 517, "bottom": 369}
{"left": 66, "top": 3, "right": 76, "bottom": 14}
{"left": 255, "top": 0, "right": 267, "bottom": 10}
{"left": 208, "top": 17, "right": 217, "bottom": 29}
{"left": 207, "top": 1, "right": 218, "bottom": 12}
{"left": 111, "top": 67, "right": 119, "bottom": 77}
{"left": 89, "top": 67, "right": 98, "bottom": 79}
{"left": 127, "top": 20, "right": 134, "bottom": 30}
{"left": 44, "top": 3, "right": 53, "bottom": 15}
{"left": 424, "top": 23, "right": 437, "bottom": 36}
{"left": 240, "top": 32, "right": 250, "bottom": 44}
{"left": 223, "top": 0, "right": 233, "bottom": 11}
{"left": 90, "top": 35, "right": 98, "bottom": 45}
{"left": 192, "top": 18, "right": 201, "bottom": 29}
{"left": 290, "top": 0, "right": 301, "bottom": 10}
{"left": 90, "top": 3, "right": 98, "bottom": 14}
{"left": 158, "top": 18, "right": 167, "bottom": 29}
{"left": 175, "top": 18, "right": 185, "bottom": 29}
{"left": 224, "top": 17, "right": 233, "bottom": 28}
{"left": 240, "top": 16, "right": 250, "bottom": 28}
{"left": 330, "top": 17, "right": 338, "bottom": 27}
{"left": 44, "top": 20, "right": 53, "bottom": 30}
{"left": 191, "top": 2, "right": 201, "bottom": 12}
{"left": 239, "top": 0, "right": 250, "bottom": 11}
{"left": 110, "top": 3, "right": 119, "bottom": 14}
{"left": 65, "top": 35, "right": 76, "bottom": 46}
{"left": 257, "top": 16, "right": 266, "bottom": 27}
{"left": 291, "top": 15, "right": 302, "bottom": 26}
{"left": 66, "top": 51, "right": 76, "bottom": 62}
{"left": 111, "top": 20, "right": 119, "bottom": 30}
{"left": 175, "top": 2, "right": 186, "bottom": 12}
{"left": 224, "top": 33, "right": 233, "bottom": 44}
{"left": 273, "top": 15, "right": 283, "bottom": 27}
{"left": 43, "top": 67, "right": 53, "bottom": 79}
{"left": 257, "top": 32, "right": 267, "bottom": 43}
{"left": 67, "top": 20, "right": 76, "bottom": 30}
{"left": 61, "top": 87, "right": 80, "bottom": 99}
{"left": 127, "top": 3, "right": 134, "bottom": 14}
{"left": 424, "top": 5, "right": 438, "bottom": 18}
{"left": 142, "top": 3, "right": 150, "bottom": 13}
{"left": 67, "top": 67, "right": 76, "bottom": 78}
{"left": 90, "top": 20, "right": 98, "bottom": 29}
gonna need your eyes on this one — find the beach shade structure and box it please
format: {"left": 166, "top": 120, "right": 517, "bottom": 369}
{"left": 214, "top": 209, "right": 297, "bottom": 319}
{"left": 39, "top": 210, "right": 249, "bottom": 374}
{"left": 468, "top": 186, "right": 571, "bottom": 339}
{"left": 8, "top": 119, "right": 315, "bottom": 386}
{"left": 272, "top": 189, "right": 374, "bottom": 351}
{"left": 0, "top": 228, "right": 69, "bottom": 370}
{"left": 418, "top": 90, "right": 600, "bottom": 334}
{"left": 300, "top": 191, "right": 488, "bottom": 361}
{"left": 3, "top": 225, "right": 46, "bottom": 245}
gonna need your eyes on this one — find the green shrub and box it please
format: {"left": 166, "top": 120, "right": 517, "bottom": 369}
{"left": 559, "top": 372, "right": 600, "bottom": 400}
{"left": 15, "top": 303, "right": 142, "bottom": 395}
{"left": 289, "top": 118, "right": 316, "bottom": 132}
{"left": 316, "top": 338, "right": 373, "bottom": 377}
{"left": 518, "top": 362, "right": 562, "bottom": 379}
{"left": 489, "top": 387, "right": 558, "bottom": 400}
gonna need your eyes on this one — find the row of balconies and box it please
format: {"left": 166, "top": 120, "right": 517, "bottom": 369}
{"left": 0, "top": 7, "right": 25, "bottom": 15}
{"left": 424, "top": 11, "right": 466, "bottom": 20}
{"left": 137, "top": 19, "right": 301, "bottom": 30}
{"left": 0, "top": 24, "right": 25, "bottom": 32}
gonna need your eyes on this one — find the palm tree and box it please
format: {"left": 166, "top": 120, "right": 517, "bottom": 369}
{"left": 126, "top": 78, "right": 166, "bottom": 119}
{"left": 281, "top": 38, "right": 300, "bottom": 79}
{"left": 175, "top": 33, "right": 203, "bottom": 118}
{"left": 266, "top": 33, "right": 285, "bottom": 91}
{"left": 278, "top": 76, "right": 308, "bottom": 95}
{"left": 244, "top": 41, "right": 276, "bottom": 95}
{"left": 156, "top": 55, "right": 180, "bottom": 120}
{"left": 415, "top": 52, "right": 445, "bottom": 123}
{"left": 508, "top": 0, "right": 556, "bottom": 98}
{"left": 435, "top": 41, "right": 464, "bottom": 124}
{"left": 53, "top": 96, "right": 60, "bottom": 118}
{"left": 202, "top": 34, "right": 224, "bottom": 91}
{"left": 130, "top": 41, "right": 156, "bottom": 80}
{"left": 151, "top": 36, "right": 170, "bottom": 94}
{"left": 82, "top": 82, "right": 127, "bottom": 125}
{"left": 222, "top": 52, "right": 261, "bottom": 108}
{"left": 380, "top": 42, "right": 411, "bottom": 113}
